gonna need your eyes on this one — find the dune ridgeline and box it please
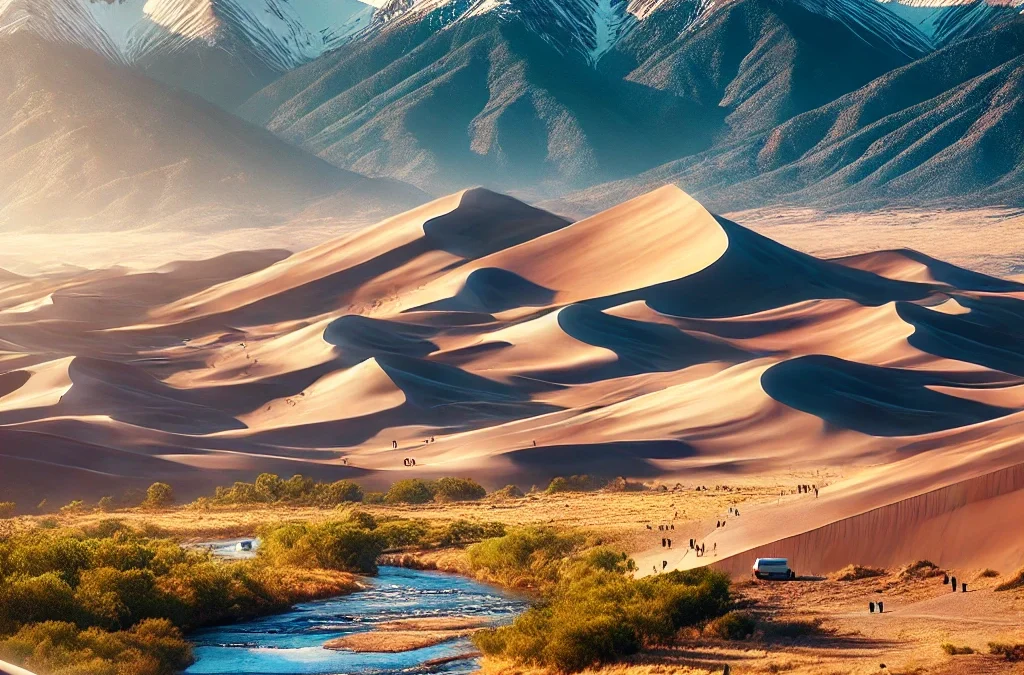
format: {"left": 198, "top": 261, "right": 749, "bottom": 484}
{"left": 1, "top": 186, "right": 1023, "bottom": 576}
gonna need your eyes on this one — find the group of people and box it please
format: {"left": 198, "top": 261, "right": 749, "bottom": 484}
{"left": 392, "top": 437, "right": 436, "bottom": 449}
{"left": 797, "top": 484, "right": 819, "bottom": 497}
{"left": 402, "top": 458, "right": 417, "bottom": 466}
{"left": 943, "top": 573, "right": 967, "bottom": 593}
{"left": 869, "top": 601, "right": 884, "bottom": 613}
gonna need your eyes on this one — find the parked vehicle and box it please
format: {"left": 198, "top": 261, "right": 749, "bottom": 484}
{"left": 236, "top": 540, "right": 253, "bottom": 552}
{"left": 753, "top": 557, "right": 795, "bottom": 580}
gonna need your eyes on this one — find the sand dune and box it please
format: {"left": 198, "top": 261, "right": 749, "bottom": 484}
{"left": 3, "top": 185, "right": 1024, "bottom": 575}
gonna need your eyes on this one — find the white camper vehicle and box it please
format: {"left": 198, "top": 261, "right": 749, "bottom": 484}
{"left": 752, "top": 557, "right": 795, "bottom": 580}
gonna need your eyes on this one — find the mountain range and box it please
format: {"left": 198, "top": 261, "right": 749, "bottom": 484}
{"left": 1, "top": 0, "right": 1023, "bottom": 227}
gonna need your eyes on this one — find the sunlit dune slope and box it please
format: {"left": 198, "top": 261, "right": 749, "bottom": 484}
{"left": 2, "top": 185, "right": 1024, "bottom": 575}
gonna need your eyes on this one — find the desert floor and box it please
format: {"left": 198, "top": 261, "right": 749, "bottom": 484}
{"left": 27, "top": 485, "right": 1024, "bottom": 675}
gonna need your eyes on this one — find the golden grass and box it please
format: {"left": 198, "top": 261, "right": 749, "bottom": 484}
{"left": 325, "top": 616, "right": 494, "bottom": 653}
{"left": 47, "top": 485, "right": 787, "bottom": 551}
{"left": 325, "top": 629, "right": 473, "bottom": 652}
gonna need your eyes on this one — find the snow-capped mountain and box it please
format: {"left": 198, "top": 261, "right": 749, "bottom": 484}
{"left": 365, "top": 0, "right": 935, "bottom": 65}
{"left": 0, "top": 0, "right": 377, "bottom": 72}
{"left": 876, "top": 0, "right": 1024, "bottom": 46}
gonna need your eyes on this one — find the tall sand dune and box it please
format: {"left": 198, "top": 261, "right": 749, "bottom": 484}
{"left": 3, "top": 185, "right": 1024, "bottom": 576}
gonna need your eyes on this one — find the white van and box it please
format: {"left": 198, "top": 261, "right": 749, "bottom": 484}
{"left": 752, "top": 557, "right": 795, "bottom": 580}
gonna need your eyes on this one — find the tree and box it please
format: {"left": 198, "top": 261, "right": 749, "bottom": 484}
{"left": 282, "top": 474, "right": 314, "bottom": 500}
{"left": 144, "top": 483, "right": 175, "bottom": 509}
{"left": 254, "top": 473, "right": 283, "bottom": 502}
{"left": 384, "top": 479, "right": 435, "bottom": 505}
{"left": 317, "top": 480, "right": 363, "bottom": 506}
{"left": 433, "top": 477, "right": 486, "bottom": 503}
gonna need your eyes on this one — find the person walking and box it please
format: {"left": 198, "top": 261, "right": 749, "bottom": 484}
{"left": 869, "top": 602, "right": 875, "bottom": 613}
{"left": 877, "top": 601, "right": 883, "bottom": 613}
{"left": 951, "top": 576, "right": 958, "bottom": 592}
{"left": 667, "top": 539, "right": 672, "bottom": 548}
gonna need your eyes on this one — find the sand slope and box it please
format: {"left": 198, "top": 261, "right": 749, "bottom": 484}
{"left": 2, "top": 185, "right": 1023, "bottom": 574}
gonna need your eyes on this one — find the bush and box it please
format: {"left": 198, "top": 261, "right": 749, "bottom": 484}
{"left": 432, "top": 477, "right": 486, "bottom": 503}
{"left": 468, "top": 527, "right": 585, "bottom": 587}
{"left": 899, "top": 560, "right": 942, "bottom": 580}
{"left": 941, "top": 643, "right": 975, "bottom": 655}
{"left": 377, "top": 520, "right": 430, "bottom": 548}
{"left": 989, "top": 642, "right": 1024, "bottom": 661}
{"left": 706, "top": 611, "right": 757, "bottom": 640}
{"left": 474, "top": 559, "right": 732, "bottom": 672}
{"left": 259, "top": 521, "right": 387, "bottom": 574}
{"left": 995, "top": 567, "right": 1024, "bottom": 591}
{"left": 144, "top": 483, "right": 175, "bottom": 509}
{"left": 0, "top": 619, "right": 193, "bottom": 675}
{"left": 978, "top": 568, "right": 1000, "bottom": 578}
{"left": 97, "top": 497, "right": 115, "bottom": 513}
{"left": 60, "top": 500, "right": 86, "bottom": 515}
{"left": 0, "top": 501, "right": 15, "bottom": 518}
{"left": 385, "top": 479, "right": 435, "bottom": 505}
{"left": 0, "top": 521, "right": 363, "bottom": 675}
{"left": 316, "top": 480, "right": 364, "bottom": 506}
{"left": 363, "top": 492, "right": 386, "bottom": 505}
{"left": 831, "top": 565, "right": 885, "bottom": 581}
{"left": 438, "top": 520, "right": 505, "bottom": 547}
{"left": 491, "top": 485, "right": 525, "bottom": 500}
{"left": 546, "top": 475, "right": 605, "bottom": 493}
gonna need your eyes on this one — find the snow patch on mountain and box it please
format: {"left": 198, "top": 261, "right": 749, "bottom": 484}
{"left": 0, "top": 0, "right": 377, "bottom": 71}
{"left": 875, "top": 0, "right": 1024, "bottom": 45}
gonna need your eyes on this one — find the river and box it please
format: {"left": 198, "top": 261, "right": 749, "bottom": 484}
{"left": 184, "top": 566, "right": 526, "bottom": 675}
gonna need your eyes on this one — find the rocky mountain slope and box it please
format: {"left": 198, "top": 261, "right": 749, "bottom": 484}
{"left": 0, "top": 32, "right": 425, "bottom": 232}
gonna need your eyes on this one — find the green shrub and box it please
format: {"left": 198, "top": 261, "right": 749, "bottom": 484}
{"left": 438, "top": 520, "right": 505, "bottom": 546}
{"left": 0, "top": 502, "right": 15, "bottom": 518}
{"left": 385, "top": 479, "right": 435, "bottom": 505}
{"left": 0, "top": 619, "right": 193, "bottom": 675}
{"left": 97, "top": 497, "right": 115, "bottom": 513}
{"left": 316, "top": 480, "right": 363, "bottom": 506}
{"left": 546, "top": 475, "right": 605, "bottom": 493}
{"left": 363, "top": 492, "right": 386, "bottom": 504}
{"left": 344, "top": 511, "right": 377, "bottom": 530}
{"left": 468, "top": 527, "right": 585, "bottom": 587}
{"left": 707, "top": 611, "right": 757, "bottom": 640}
{"left": 432, "top": 477, "right": 486, "bottom": 503}
{"left": 60, "top": 500, "right": 86, "bottom": 515}
{"left": 491, "top": 485, "right": 525, "bottom": 500}
{"left": 583, "top": 547, "right": 635, "bottom": 574}
{"left": 941, "top": 643, "right": 975, "bottom": 655}
{"left": 474, "top": 557, "right": 731, "bottom": 672}
{"left": 258, "top": 521, "right": 387, "bottom": 573}
{"left": 377, "top": 520, "right": 430, "bottom": 548}
{"left": 143, "top": 483, "right": 175, "bottom": 509}
{"left": 989, "top": 642, "right": 1024, "bottom": 661}
{"left": 254, "top": 473, "right": 283, "bottom": 502}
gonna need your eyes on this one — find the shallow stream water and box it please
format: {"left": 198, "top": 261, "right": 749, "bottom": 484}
{"left": 184, "top": 566, "right": 526, "bottom": 675}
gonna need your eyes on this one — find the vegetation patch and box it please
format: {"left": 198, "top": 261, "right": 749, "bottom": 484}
{"left": 941, "top": 643, "right": 975, "bottom": 655}
{"left": 830, "top": 564, "right": 886, "bottom": 581}
{"left": 472, "top": 529, "right": 732, "bottom": 672}
{"left": 545, "top": 475, "right": 606, "bottom": 494}
{"left": 898, "top": 560, "right": 943, "bottom": 580}
{"left": 705, "top": 611, "right": 757, "bottom": 640}
{"left": 989, "top": 642, "right": 1024, "bottom": 661}
{"left": 995, "top": 567, "right": 1024, "bottom": 591}
{"left": 0, "top": 520, "right": 359, "bottom": 675}
{"left": 977, "top": 568, "right": 1000, "bottom": 578}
